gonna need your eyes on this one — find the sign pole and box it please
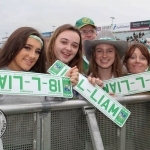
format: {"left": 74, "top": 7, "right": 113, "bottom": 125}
{"left": 83, "top": 107, "right": 104, "bottom": 150}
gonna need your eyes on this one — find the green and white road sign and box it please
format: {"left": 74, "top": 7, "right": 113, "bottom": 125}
{"left": 48, "top": 60, "right": 131, "bottom": 127}
{"left": 103, "top": 72, "right": 150, "bottom": 96}
{"left": 48, "top": 61, "right": 70, "bottom": 76}
{"left": 0, "top": 70, "right": 73, "bottom": 98}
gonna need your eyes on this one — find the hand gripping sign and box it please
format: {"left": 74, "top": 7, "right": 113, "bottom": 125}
{"left": 0, "top": 70, "right": 73, "bottom": 98}
{"left": 48, "top": 60, "right": 131, "bottom": 127}
{"left": 103, "top": 72, "right": 150, "bottom": 96}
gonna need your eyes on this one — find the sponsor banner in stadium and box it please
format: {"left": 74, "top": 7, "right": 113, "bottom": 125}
{"left": 113, "top": 23, "right": 130, "bottom": 32}
{"left": 41, "top": 32, "right": 53, "bottom": 37}
{"left": 130, "top": 20, "right": 150, "bottom": 30}
{"left": 101, "top": 25, "right": 112, "bottom": 30}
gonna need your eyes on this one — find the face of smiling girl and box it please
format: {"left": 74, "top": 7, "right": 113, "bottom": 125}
{"left": 8, "top": 37, "right": 42, "bottom": 71}
{"left": 53, "top": 30, "right": 80, "bottom": 64}
{"left": 95, "top": 44, "right": 116, "bottom": 69}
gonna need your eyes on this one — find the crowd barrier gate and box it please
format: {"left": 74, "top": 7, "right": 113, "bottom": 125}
{"left": 1, "top": 93, "right": 150, "bottom": 150}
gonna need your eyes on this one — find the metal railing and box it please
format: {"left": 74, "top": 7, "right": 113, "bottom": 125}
{"left": 1, "top": 93, "right": 150, "bottom": 150}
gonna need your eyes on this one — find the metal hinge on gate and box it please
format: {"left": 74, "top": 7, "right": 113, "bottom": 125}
{"left": 82, "top": 106, "right": 96, "bottom": 115}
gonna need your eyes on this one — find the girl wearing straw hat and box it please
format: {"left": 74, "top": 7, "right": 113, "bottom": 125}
{"left": 84, "top": 30, "right": 128, "bottom": 87}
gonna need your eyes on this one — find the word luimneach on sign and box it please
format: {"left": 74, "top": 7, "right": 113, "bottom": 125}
{"left": 48, "top": 60, "right": 131, "bottom": 127}
{"left": 0, "top": 71, "right": 73, "bottom": 98}
{"left": 103, "top": 72, "right": 150, "bottom": 96}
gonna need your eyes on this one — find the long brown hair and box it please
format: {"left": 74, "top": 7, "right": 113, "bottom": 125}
{"left": 123, "top": 43, "right": 150, "bottom": 67}
{"left": 87, "top": 46, "right": 123, "bottom": 78}
{"left": 0, "top": 27, "right": 46, "bottom": 73}
{"left": 46, "top": 24, "right": 82, "bottom": 73}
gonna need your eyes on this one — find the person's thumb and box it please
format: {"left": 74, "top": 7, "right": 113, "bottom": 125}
{"left": 65, "top": 66, "right": 77, "bottom": 77}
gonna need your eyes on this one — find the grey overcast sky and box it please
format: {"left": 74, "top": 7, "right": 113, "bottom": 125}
{"left": 0, "top": 0, "right": 150, "bottom": 39}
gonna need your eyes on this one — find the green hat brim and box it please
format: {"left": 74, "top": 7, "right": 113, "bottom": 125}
{"left": 78, "top": 23, "right": 96, "bottom": 29}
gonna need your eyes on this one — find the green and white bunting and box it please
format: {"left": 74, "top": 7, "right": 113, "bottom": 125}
{"left": 0, "top": 70, "right": 73, "bottom": 98}
{"left": 48, "top": 60, "right": 131, "bottom": 127}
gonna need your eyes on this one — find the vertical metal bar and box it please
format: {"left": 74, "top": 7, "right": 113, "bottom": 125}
{"left": 83, "top": 107, "right": 104, "bottom": 150}
{"left": 41, "top": 112, "right": 51, "bottom": 150}
{"left": 117, "top": 104, "right": 126, "bottom": 150}
{"left": 117, "top": 124, "right": 126, "bottom": 150}
{"left": 33, "top": 113, "right": 42, "bottom": 150}
{"left": 0, "top": 138, "right": 3, "bottom": 150}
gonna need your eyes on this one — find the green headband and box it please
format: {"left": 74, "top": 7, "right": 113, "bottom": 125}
{"left": 29, "top": 35, "right": 43, "bottom": 47}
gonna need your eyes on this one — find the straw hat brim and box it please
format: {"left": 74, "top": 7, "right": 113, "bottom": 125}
{"left": 84, "top": 39, "right": 128, "bottom": 61}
